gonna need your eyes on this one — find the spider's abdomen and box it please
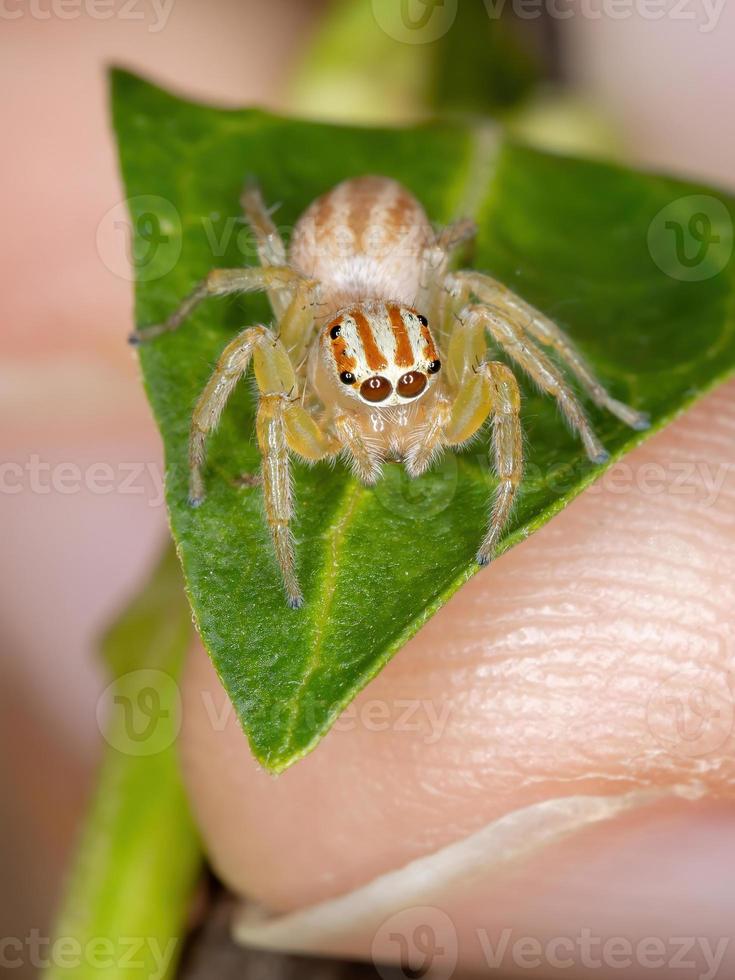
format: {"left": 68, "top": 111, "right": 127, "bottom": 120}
{"left": 288, "top": 176, "right": 434, "bottom": 311}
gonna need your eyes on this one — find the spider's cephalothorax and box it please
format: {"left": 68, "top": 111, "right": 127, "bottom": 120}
{"left": 131, "top": 175, "right": 649, "bottom": 608}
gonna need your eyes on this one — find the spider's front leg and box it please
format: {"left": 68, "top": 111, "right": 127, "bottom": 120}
{"left": 452, "top": 271, "right": 650, "bottom": 433}
{"left": 189, "top": 324, "right": 338, "bottom": 608}
{"left": 451, "top": 300, "right": 610, "bottom": 463}
{"left": 129, "top": 265, "right": 309, "bottom": 344}
{"left": 419, "top": 217, "right": 477, "bottom": 345}
{"left": 410, "top": 359, "right": 523, "bottom": 564}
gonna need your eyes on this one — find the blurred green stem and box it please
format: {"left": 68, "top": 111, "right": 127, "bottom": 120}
{"left": 45, "top": 549, "right": 200, "bottom": 980}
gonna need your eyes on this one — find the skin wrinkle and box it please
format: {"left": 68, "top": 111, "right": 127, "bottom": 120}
{"left": 180, "top": 381, "right": 735, "bottom": 915}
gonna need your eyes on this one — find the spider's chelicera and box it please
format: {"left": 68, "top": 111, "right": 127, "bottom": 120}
{"left": 131, "top": 176, "right": 649, "bottom": 608}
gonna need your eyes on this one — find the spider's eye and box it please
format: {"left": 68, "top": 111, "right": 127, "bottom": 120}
{"left": 417, "top": 314, "right": 428, "bottom": 327}
{"left": 339, "top": 371, "right": 356, "bottom": 385}
{"left": 360, "top": 376, "right": 392, "bottom": 402}
{"left": 329, "top": 323, "right": 342, "bottom": 339}
{"left": 428, "top": 359, "right": 441, "bottom": 374}
{"left": 397, "top": 371, "right": 427, "bottom": 399}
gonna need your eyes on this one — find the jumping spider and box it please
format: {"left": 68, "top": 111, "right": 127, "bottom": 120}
{"left": 131, "top": 176, "right": 648, "bottom": 608}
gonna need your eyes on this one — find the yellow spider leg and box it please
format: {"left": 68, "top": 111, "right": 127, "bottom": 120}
{"left": 131, "top": 265, "right": 307, "bottom": 343}
{"left": 463, "top": 304, "right": 609, "bottom": 463}
{"left": 443, "top": 360, "right": 523, "bottom": 565}
{"left": 420, "top": 218, "right": 477, "bottom": 333}
{"left": 477, "top": 362, "right": 523, "bottom": 563}
{"left": 241, "top": 179, "right": 294, "bottom": 319}
{"left": 189, "top": 325, "right": 273, "bottom": 505}
{"left": 455, "top": 271, "right": 649, "bottom": 431}
{"left": 188, "top": 324, "right": 332, "bottom": 608}
{"left": 405, "top": 312, "right": 489, "bottom": 478}
{"left": 446, "top": 304, "right": 487, "bottom": 388}
{"left": 241, "top": 178, "right": 287, "bottom": 267}
{"left": 256, "top": 394, "right": 303, "bottom": 608}
{"left": 277, "top": 278, "right": 320, "bottom": 365}
{"left": 258, "top": 395, "right": 339, "bottom": 608}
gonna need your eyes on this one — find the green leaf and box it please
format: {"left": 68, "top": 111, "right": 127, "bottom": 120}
{"left": 112, "top": 69, "right": 735, "bottom": 773}
{"left": 45, "top": 548, "right": 201, "bottom": 980}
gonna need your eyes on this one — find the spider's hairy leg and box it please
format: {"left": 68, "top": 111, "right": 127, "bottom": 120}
{"left": 333, "top": 412, "right": 383, "bottom": 485}
{"left": 278, "top": 278, "right": 320, "bottom": 366}
{"left": 443, "top": 360, "right": 523, "bottom": 565}
{"left": 477, "top": 363, "right": 523, "bottom": 563}
{"left": 189, "top": 323, "right": 336, "bottom": 608}
{"left": 463, "top": 304, "right": 609, "bottom": 464}
{"left": 130, "top": 265, "right": 308, "bottom": 344}
{"left": 256, "top": 393, "right": 301, "bottom": 606}
{"left": 188, "top": 324, "right": 272, "bottom": 507}
{"left": 256, "top": 365, "right": 338, "bottom": 608}
{"left": 419, "top": 218, "right": 477, "bottom": 334}
{"left": 436, "top": 218, "right": 477, "bottom": 253}
{"left": 241, "top": 178, "right": 287, "bottom": 266}
{"left": 454, "top": 271, "right": 650, "bottom": 431}
{"left": 241, "top": 179, "right": 293, "bottom": 319}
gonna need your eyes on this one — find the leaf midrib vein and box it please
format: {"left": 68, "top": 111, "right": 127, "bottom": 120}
{"left": 279, "top": 479, "right": 365, "bottom": 756}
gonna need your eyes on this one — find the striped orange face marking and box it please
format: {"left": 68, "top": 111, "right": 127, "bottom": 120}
{"left": 419, "top": 320, "right": 438, "bottom": 363}
{"left": 326, "top": 319, "right": 356, "bottom": 375}
{"left": 387, "top": 305, "right": 414, "bottom": 368}
{"left": 332, "top": 337, "right": 355, "bottom": 375}
{"left": 351, "top": 309, "right": 388, "bottom": 372}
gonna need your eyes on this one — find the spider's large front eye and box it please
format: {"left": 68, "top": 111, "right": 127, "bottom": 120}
{"left": 397, "top": 371, "right": 427, "bottom": 399}
{"left": 360, "top": 376, "right": 392, "bottom": 402}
